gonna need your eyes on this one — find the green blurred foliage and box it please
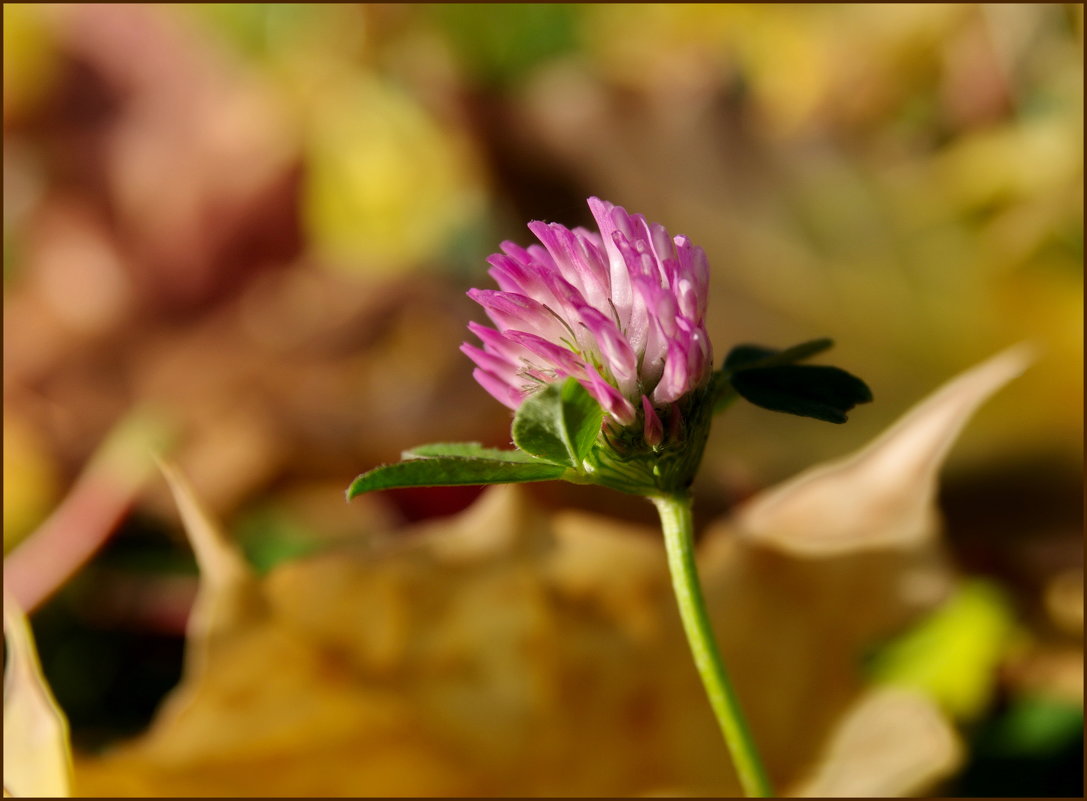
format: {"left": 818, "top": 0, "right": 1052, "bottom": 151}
{"left": 424, "top": 3, "right": 580, "bottom": 88}
{"left": 234, "top": 503, "right": 323, "bottom": 575}
{"left": 865, "top": 580, "right": 1018, "bottom": 721}
{"left": 983, "top": 695, "right": 1084, "bottom": 756}
{"left": 191, "top": 4, "right": 329, "bottom": 61}
{"left": 954, "top": 695, "right": 1084, "bottom": 796}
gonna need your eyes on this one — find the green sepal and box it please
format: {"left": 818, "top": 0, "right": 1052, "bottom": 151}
{"left": 512, "top": 377, "right": 604, "bottom": 468}
{"left": 346, "top": 455, "right": 566, "bottom": 499}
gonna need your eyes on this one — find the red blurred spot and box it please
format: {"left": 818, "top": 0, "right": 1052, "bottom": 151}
{"left": 383, "top": 485, "right": 487, "bottom": 523}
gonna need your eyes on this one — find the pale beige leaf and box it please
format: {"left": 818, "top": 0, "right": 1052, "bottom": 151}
{"left": 151, "top": 459, "right": 266, "bottom": 733}
{"left": 3, "top": 590, "right": 73, "bottom": 797}
{"left": 734, "top": 344, "right": 1034, "bottom": 555}
{"left": 790, "top": 687, "right": 962, "bottom": 797}
{"left": 157, "top": 459, "right": 262, "bottom": 644}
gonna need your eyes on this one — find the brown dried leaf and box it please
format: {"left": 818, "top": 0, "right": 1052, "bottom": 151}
{"left": 67, "top": 482, "right": 933, "bottom": 796}
{"left": 73, "top": 350, "right": 1027, "bottom": 796}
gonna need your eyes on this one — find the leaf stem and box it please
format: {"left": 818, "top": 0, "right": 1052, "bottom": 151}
{"left": 651, "top": 493, "right": 774, "bottom": 798}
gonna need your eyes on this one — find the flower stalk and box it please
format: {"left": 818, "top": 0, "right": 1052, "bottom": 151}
{"left": 652, "top": 492, "right": 775, "bottom": 799}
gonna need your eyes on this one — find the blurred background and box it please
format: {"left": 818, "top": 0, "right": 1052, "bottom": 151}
{"left": 3, "top": 3, "right": 1082, "bottom": 796}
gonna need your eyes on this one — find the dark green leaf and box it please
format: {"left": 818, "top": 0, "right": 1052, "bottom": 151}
{"left": 731, "top": 364, "right": 873, "bottom": 423}
{"left": 402, "top": 442, "right": 539, "bottom": 463}
{"left": 715, "top": 338, "right": 839, "bottom": 413}
{"left": 512, "top": 378, "right": 603, "bottom": 468}
{"left": 347, "top": 457, "right": 566, "bottom": 499}
{"left": 722, "top": 338, "right": 835, "bottom": 374}
{"left": 721, "top": 344, "right": 779, "bottom": 373}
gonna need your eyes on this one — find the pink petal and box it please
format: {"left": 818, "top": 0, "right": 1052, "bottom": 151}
{"left": 467, "top": 289, "right": 565, "bottom": 340}
{"left": 503, "top": 329, "right": 586, "bottom": 377}
{"left": 675, "top": 236, "right": 709, "bottom": 317}
{"left": 460, "top": 342, "right": 518, "bottom": 382}
{"left": 500, "top": 239, "right": 556, "bottom": 272}
{"left": 467, "top": 322, "right": 530, "bottom": 363}
{"left": 641, "top": 395, "right": 663, "bottom": 448}
{"left": 472, "top": 367, "right": 524, "bottom": 410}
{"left": 652, "top": 338, "right": 692, "bottom": 405}
{"left": 633, "top": 275, "right": 675, "bottom": 371}
{"left": 588, "top": 198, "right": 634, "bottom": 329}
{"left": 486, "top": 254, "right": 536, "bottom": 295}
{"left": 529, "top": 220, "right": 610, "bottom": 311}
{"left": 581, "top": 364, "right": 636, "bottom": 425}
{"left": 576, "top": 306, "right": 637, "bottom": 391}
{"left": 649, "top": 222, "right": 675, "bottom": 263}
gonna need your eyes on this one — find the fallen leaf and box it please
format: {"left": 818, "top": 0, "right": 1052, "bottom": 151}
{"left": 3, "top": 590, "right": 74, "bottom": 797}
{"left": 72, "top": 349, "right": 1029, "bottom": 796}
{"left": 732, "top": 344, "right": 1035, "bottom": 555}
{"left": 790, "top": 687, "right": 962, "bottom": 798}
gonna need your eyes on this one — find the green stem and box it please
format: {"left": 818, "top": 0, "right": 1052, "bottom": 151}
{"left": 652, "top": 493, "right": 775, "bottom": 798}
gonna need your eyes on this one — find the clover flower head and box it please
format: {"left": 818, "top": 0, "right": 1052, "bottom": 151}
{"left": 462, "top": 197, "right": 713, "bottom": 445}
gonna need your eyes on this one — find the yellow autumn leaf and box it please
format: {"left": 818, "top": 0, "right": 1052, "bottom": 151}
{"left": 2, "top": 3, "right": 60, "bottom": 121}
{"left": 3, "top": 416, "right": 59, "bottom": 554}
{"left": 302, "top": 75, "right": 485, "bottom": 273}
{"left": 3, "top": 590, "right": 74, "bottom": 797}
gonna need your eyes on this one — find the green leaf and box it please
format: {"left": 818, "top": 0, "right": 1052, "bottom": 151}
{"left": 713, "top": 338, "right": 871, "bottom": 421}
{"left": 347, "top": 457, "right": 566, "bottom": 499}
{"left": 715, "top": 338, "right": 837, "bottom": 413}
{"left": 730, "top": 364, "right": 873, "bottom": 423}
{"left": 511, "top": 378, "right": 604, "bottom": 468}
{"left": 402, "top": 442, "right": 539, "bottom": 463}
{"left": 722, "top": 338, "right": 835, "bottom": 374}
{"left": 562, "top": 379, "right": 605, "bottom": 462}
